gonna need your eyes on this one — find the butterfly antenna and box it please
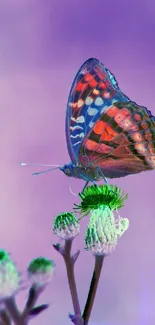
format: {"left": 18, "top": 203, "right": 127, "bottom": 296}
{"left": 32, "top": 167, "right": 60, "bottom": 176}
{"left": 20, "top": 162, "right": 61, "bottom": 176}
{"left": 20, "top": 162, "right": 61, "bottom": 167}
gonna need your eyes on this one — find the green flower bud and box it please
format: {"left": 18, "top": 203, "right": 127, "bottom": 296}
{"left": 53, "top": 212, "right": 80, "bottom": 240}
{"left": 28, "top": 257, "right": 55, "bottom": 287}
{"left": 0, "top": 250, "right": 20, "bottom": 298}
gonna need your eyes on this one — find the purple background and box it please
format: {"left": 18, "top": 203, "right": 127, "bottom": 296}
{"left": 0, "top": 0, "right": 155, "bottom": 324}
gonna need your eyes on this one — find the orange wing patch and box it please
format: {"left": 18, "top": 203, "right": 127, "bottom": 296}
{"left": 85, "top": 139, "right": 112, "bottom": 154}
{"left": 120, "top": 117, "right": 139, "bottom": 132}
{"left": 93, "top": 119, "right": 118, "bottom": 141}
{"left": 145, "top": 130, "right": 152, "bottom": 141}
{"left": 131, "top": 132, "right": 143, "bottom": 142}
{"left": 101, "top": 125, "right": 118, "bottom": 141}
{"left": 99, "top": 81, "right": 107, "bottom": 89}
{"left": 148, "top": 143, "right": 155, "bottom": 155}
{"left": 75, "top": 82, "right": 87, "bottom": 92}
{"left": 134, "top": 113, "right": 142, "bottom": 121}
{"left": 93, "top": 121, "right": 107, "bottom": 135}
{"left": 141, "top": 121, "right": 148, "bottom": 129}
{"left": 94, "top": 67, "right": 106, "bottom": 80}
{"left": 84, "top": 73, "right": 94, "bottom": 82}
{"left": 114, "top": 108, "right": 131, "bottom": 124}
{"left": 89, "top": 79, "right": 98, "bottom": 88}
{"left": 106, "top": 106, "right": 120, "bottom": 118}
{"left": 93, "top": 89, "right": 100, "bottom": 95}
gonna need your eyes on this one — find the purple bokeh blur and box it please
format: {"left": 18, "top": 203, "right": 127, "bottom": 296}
{"left": 0, "top": 0, "right": 155, "bottom": 324}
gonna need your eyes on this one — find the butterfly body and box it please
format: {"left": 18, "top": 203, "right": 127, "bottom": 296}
{"left": 63, "top": 58, "right": 155, "bottom": 182}
{"left": 60, "top": 163, "right": 102, "bottom": 181}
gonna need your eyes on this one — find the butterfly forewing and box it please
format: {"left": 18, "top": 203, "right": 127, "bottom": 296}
{"left": 66, "top": 58, "right": 129, "bottom": 164}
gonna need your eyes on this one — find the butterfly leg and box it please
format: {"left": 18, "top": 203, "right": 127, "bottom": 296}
{"left": 83, "top": 180, "right": 89, "bottom": 191}
{"left": 79, "top": 173, "right": 96, "bottom": 192}
{"left": 97, "top": 166, "right": 115, "bottom": 194}
{"left": 96, "top": 167, "right": 109, "bottom": 184}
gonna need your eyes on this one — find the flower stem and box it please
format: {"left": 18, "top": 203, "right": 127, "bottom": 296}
{"left": 4, "top": 286, "right": 42, "bottom": 325}
{"left": 0, "top": 308, "right": 11, "bottom": 325}
{"left": 21, "top": 285, "right": 44, "bottom": 319}
{"left": 82, "top": 255, "right": 104, "bottom": 325}
{"left": 4, "top": 296, "right": 27, "bottom": 325}
{"left": 63, "top": 240, "right": 81, "bottom": 318}
{"left": 53, "top": 240, "right": 83, "bottom": 325}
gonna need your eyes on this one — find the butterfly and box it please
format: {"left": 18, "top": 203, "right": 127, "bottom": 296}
{"left": 21, "top": 58, "right": 155, "bottom": 188}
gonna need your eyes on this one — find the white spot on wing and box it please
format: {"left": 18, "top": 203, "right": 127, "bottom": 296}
{"left": 71, "top": 115, "right": 85, "bottom": 123}
{"left": 77, "top": 99, "right": 84, "bottom": 108}
{"left": 72, "top": 141, "right": 82, "bottom": 147}
{"left": 71, "top": 133, "right": 85, "bottom": 139}
{"left": 70, "top": 125, "right": 83, "bottom": 131}
{"left": 87, "top": 107, "right": 98, "bottom": 116}
{"left": 89, "top": 121, "right": 94, "bottom": 128}
{"left": 77, "top": 116, "right": 85, "bottom": 123}
{"left": 112, "top": 99, "right": 117, "bottom": 104}
{"left": 85, "top": 96, "right": 93, "bottom": 105}
{"left": 100, "top": 100, "right": 117, "bottom": 114}
{"left": 95, "top": 97, "right": 104, "bottom": 106}
{"left": 100, "top": 106, "right": 109, "bottom": 114}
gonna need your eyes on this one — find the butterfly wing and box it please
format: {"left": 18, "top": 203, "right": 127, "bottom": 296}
{"left": 66, "top": 58, "right": 130, "bottom": 164}
{"left": 66, "top": 57, "right": 155, "bottom": 179}
{"left": 79, "top": 101, "right": 155, "bottom": 178}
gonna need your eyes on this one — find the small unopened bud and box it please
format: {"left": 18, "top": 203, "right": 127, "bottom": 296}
{"left": 28, "top": 257, "right": 55, "bottom": 288}
{"left": 53, "top": 212, "right": 80, "bottom": 240}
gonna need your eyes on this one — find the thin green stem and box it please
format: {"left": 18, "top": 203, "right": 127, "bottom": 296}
{"left": 82, "top": 255, "right": 104, "bottom": 325}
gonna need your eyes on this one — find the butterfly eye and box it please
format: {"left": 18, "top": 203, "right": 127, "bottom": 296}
{"left": 106, "top": 69, "right": 118, "bottom": 89}
{"left": 64, "top": 167, "right": 71, "bottom": 175}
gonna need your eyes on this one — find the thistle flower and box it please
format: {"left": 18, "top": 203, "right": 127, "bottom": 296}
{"left": 53, "top": 212, "right": 80, "bottom": 240}
{"left": 28, "top": 257, "right": 55, "bottom": 288}
{"left": 0, "top": 250, "right": 20, "bottom": 298}
{"left": 75, "top": 185, "right": 129, "bottom": 256}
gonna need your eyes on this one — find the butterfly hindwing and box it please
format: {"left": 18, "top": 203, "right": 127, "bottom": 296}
{"left": 66, "top": 58, "right": 129, "bottom": 164}
{"left": 79, "top": 101, "right": 155, "bottom": 178}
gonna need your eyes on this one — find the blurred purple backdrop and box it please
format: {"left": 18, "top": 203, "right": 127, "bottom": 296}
{"left": 0, "top": 0, "right": 155, "bottom": 324}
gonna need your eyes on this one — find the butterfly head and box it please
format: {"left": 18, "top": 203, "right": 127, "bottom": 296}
{"left": 60, "top": 163, "right": 74, "bottom": 177}
{"left": 59, "top": 162, "right": 84, "bottom": 179}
